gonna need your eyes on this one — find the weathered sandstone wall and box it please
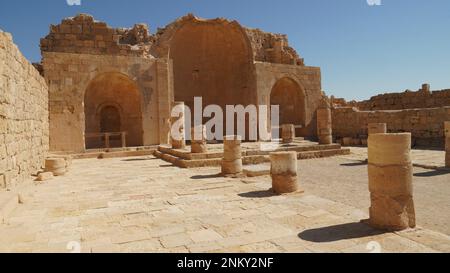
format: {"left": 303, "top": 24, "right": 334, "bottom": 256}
{"left": 332, "top": 106, "right": 450, "bottom": 147}
{"left": 40, "top": 14, "right": 154, "bottom": 58}
{"left": 42, "top": 52, "right": 172, "bottom": 152}
{"left": 356, "top": 89, "right": 450, "bottom": 111}
{"left": 332, "top": 85, "right": 450, "bottom": 111}
{"left": 0, "top": 31, "right": 49, "bottom": 189}
{"left": 244, "top": 28, "right": 304, "bottom": 66}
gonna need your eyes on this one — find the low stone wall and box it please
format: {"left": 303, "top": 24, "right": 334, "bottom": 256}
{"left": 0, "top": 31, "right": 49, "bottom": 189}
{"left": 356, "top": 89, "right": 450, "bottom": 111}
{"left": 332, "top": 106, "right": 450, "bottom": 147}
{"left": 331, "top": 84, "right": 450, "bottom": 111}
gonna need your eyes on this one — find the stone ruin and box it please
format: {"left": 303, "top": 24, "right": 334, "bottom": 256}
{"left": 1, "top": 13, "right": 450, "bottom": 235}
{"left": 39, "top": 13, "right": 323, "bottom": 154}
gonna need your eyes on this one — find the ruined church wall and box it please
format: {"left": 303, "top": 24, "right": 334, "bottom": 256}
{"left": 332, "top": 106, "right": 450, "bottom": 147}
{"left": 40, "top": 14, "right": 153, "bottom": 58}
{"left": 0, "top": 32, "right": 49, "bottom": 189}
{"left": 244, "top": 28, "right": 304, "bottom": 66}
{"left": 42, "top": 52, "right": 173, "bottom": 152}
{"left": 350, "top": 89, "right": 450, "bottom": 111}
{"left": 254, "top": 62, "right": 322, "bottom": 138}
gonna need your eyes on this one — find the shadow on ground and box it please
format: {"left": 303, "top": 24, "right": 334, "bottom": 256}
{"left": 190, "top": 173, "right": 223, "bottom": 180}
{"left": 412, "top": 146, "right": 444, "bottom": 152}
{"left": 159, "top": 164, "right": 175, "bottom": 168}
{"left": 238, "top": 190, "right": 277, "bottom": 198}
{"left": 298, "top": 222, "right": 386, "bottom": 243}
{"left": 340, "top": 161, "right": 368, "bottom": 167}
{"left": 121, "top": 157, "right": 158, "bottom": 162}
{"left": 414, "top": 169, "right": 450, "bottom": 177}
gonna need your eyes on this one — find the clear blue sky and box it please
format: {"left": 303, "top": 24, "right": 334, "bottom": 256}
{"left": 1, "top": 0, "right": 449, "bottom": 100}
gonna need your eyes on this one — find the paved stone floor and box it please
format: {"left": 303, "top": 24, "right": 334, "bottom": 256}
{"left": 0, "top": 151, "right": 449, "bottom": 253}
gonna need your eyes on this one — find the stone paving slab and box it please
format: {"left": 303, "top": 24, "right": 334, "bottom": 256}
{"left": 0, "top": 155, "right": 449, "bottom": 253}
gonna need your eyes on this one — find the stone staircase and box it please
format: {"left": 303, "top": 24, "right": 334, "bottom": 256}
{"left": 154, "top": 143, "right": 350, "bottom": 168}
{"left": 64, "top": 146, "right": 158, "bottom": 160}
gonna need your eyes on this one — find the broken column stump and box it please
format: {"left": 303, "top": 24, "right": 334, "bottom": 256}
{"left": 445, "top": 121, "right": 450, "bottom": 168}
{"left": 221, "top": 135, "right": 243, "bottom": 175}
{"left": 342, "top": 137, "right": 352, "bottom": 146}
{"left": 281, "top": 124, "right": 295, "bottom": 144}
{"left": 191, "top": 125, "right": 207, "bottom": 154}
{"left": 171, "top": 101, "right": 186, "bottom": 149}
{"left": 368, "top": 123, "right": 387, "bottom": 135}
{"left": 44, "top": 158, "right": 67, "bottom": 176}
{"left": 270, "top": 151, "right": 302, "bottom": 194}
{"left": 317, "top": 108, "right": 333, "bottom": 145}
{"left": 49, "top": 154, "right": 73, "bottom": 170}
{"left": 368, "top": 133, "right": 416, "bottom": 231}
{"left": 37, "top": 172, "right": 54, "bottom": 182}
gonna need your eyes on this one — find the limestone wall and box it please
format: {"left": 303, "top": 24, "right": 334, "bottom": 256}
{"left": 244, "top": 28, "right": 304, "bottom": 66}
{"left": 332, "top": 85, "right": 450, "bottom": 111}
{"left": 332, "top": 106, "right": 450, "bottom": 147}
{"left": 40, "top": 14, "right": 154, "bottom": 58}
{"left": 356, "top": 89, "right": 450, "bottom": 111}
{"left": 0, "top": 31, "right": 49, "bottom": 189}
{"left": 42, "top": 52, "right": 172, "bottom": 152}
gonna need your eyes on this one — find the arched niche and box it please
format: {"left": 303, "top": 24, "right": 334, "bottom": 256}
{"left": 84, "top": 72, "right": 144, "bottom": 149}
{"left": 270, "top": 77, "right": 306, "bottom": 136}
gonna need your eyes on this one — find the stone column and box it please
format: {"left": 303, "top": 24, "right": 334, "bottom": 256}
{"left": 44, "top": 158, "right": 67, "bottom": 176}
{"left": 317, "top": 108, "right": 332, "bottom": 145}
{"left": 221, "top": 135, "right": 243, "bottom": 175}
{"left": 368, "top": 123, "right": 387, "bottom": 135}
{"left": 104, "top": 133, "right": 110, "bottom": 149}
{"left": 171, "top": 102, "right": 186, "bottom": 149}
{"left": 281, "top": 124, "right": 295, "bottom": 144}
{"left": 445, "top": 121, "right": 450, "bottom": 168}
{"left": 121, "top": 132, "right": 127, "bottom": 148}
{"left": 270, "top": 152, "right": 301, "bottom": 194}
{"left": 368, "top": 133, "right": 415, "bottom": 231}
{"left": 191, "top": 125, "right": 207, "bottom": 154}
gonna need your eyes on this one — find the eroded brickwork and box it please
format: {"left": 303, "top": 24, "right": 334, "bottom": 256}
{"left": 245, "top": 28, "right": 304, "bottom": 65}
{"left": 0, "top": 31, "right": 49, "bottom": 189}
{"left": 40, "top": 14, "right": 154, "bottom": 58}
